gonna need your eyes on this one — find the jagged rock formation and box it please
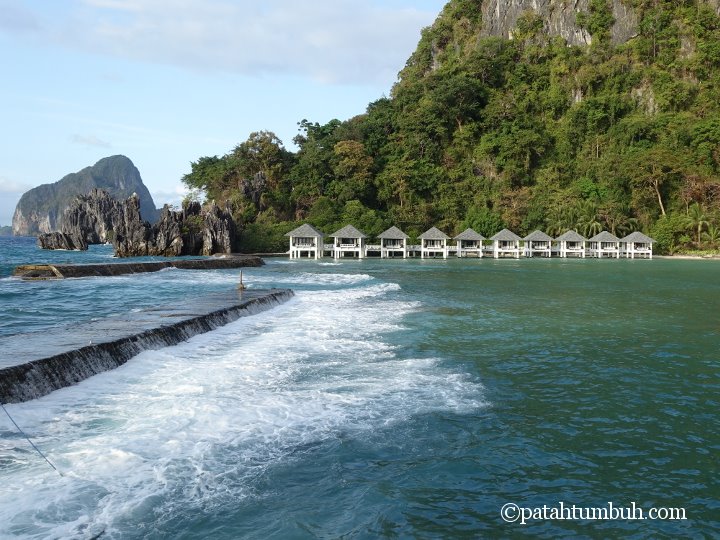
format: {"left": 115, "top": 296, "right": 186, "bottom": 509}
{"left": 38, "top": 189, "right": 235, "bottom": 257}
{"left": 38, "top": 189, "right": 237, "bottom": 256}
{"left": 37, "top": 232, "right": 86, "bottom": 251}
{"left": 479, "top": 0, "right": 638, "bottom": 46}
{"left": 113, "top": 198, "right": 237, "bottom": 257}
{"left": 12, "top": 155, "right": 159, "bottom": 236}
{"left": 37, "top": 188, "right": 127, "bottom": 251}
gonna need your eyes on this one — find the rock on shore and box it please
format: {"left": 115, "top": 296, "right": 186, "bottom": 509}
{"left": 38, "top": 189, "right": 237, "bottom": 257}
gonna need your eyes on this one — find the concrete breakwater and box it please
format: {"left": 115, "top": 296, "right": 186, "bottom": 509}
{"left": 13, "top": 255, "right": 263, "bottom": 280}
{"left": 0, "top": 288, "right": 294, "bottom": 403}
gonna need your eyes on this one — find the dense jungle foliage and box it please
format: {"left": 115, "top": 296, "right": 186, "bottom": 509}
{"left": 181, "top": 0, "right": 720, "bottom": 254}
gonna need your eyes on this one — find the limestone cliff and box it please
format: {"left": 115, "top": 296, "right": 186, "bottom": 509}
{"left": 13, "top": 155, "right": 159, "bottom": 236}
{"left": 479, "top": 0, "right": 638, "bottom": 46}
{"left": 38, "top": 189, "right": 236, "bottom": 256}
{"left": 37, "top": 189, "right": 125, "bottom": 250}
{"left": 113, "top": 199, "right": 236, "bottom": 257}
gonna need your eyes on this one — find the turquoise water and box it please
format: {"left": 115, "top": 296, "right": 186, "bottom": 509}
{"left": 0, "top": 237, "right": 718, "bottom": 538}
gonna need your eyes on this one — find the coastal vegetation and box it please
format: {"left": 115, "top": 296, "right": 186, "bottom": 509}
{"left": 181, "top": 0, "right": 720, "bottom": 255}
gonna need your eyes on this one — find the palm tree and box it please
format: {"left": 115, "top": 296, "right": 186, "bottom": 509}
{"left": 701, "top": 224, "right": 720, "bottom": 248}
{"left": 599, "top": 202, "right": 639, "bottom": 237}
{"left": 545, "top": 200, "right": 579, "bottom": 237}
{"left": 684, "top": 203, "right": 709, "bottom": 244}
{"left": 575, "top": 199, "right": 603, "bottom": 237}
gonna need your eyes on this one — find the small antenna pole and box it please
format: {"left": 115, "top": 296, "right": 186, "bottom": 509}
{"left": 238, "top": 270, "right": 246, "bottom": 291}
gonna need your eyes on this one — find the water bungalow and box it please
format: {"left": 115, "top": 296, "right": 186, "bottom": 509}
{"left": 621, "top": 231, "right": 655, "bottom": 259}
{"left": 378, "top": 226, "right": 410, "bottom": 258}
{"left": 285, "top": 224, "right": 657, "bottom": 261}
{"left": 454, "top": 228, "right": 485, "bottom": 258}
{"left": 555, "top": 230, "right": 586, "bottom": 258}
{"left": 330, "top": 225, "right": 367, "bottom": 259}
{"left": 523, "top": 230, "right": 553, "bottom": 258}
{"left": 491, "top": 229, "right": 522, "bottom": 258}
{"left": 420, "top": 227, "right": 450, "bottom": 259}
{"left": 285, "top": 223, "right": 325, "bottom": 259}
{"left": 588, "top": 231, "right": 620, "bottom": 258}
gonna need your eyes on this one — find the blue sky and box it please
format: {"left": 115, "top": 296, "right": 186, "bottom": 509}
{"left": 0, "top": 0, "right": 447, "bottom": 225}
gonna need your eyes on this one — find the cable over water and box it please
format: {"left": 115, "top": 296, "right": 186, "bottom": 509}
{"left": 1, "top": 402, "right": 63, "bottom": 477}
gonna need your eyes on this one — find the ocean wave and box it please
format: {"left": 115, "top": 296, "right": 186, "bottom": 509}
{"left": 0, "top": 277, "right": 484, "bottom": 538}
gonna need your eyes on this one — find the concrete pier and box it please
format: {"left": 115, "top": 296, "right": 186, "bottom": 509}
{"left": 0, "top": 288, "right": 294, "bottom": 403}
{"left": 13, "top": 255, "right": 264, "bottom": 280}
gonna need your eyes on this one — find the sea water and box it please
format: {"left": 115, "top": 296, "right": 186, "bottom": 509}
{"left": 0, "top": 236, "right": 718, "bottom": 538}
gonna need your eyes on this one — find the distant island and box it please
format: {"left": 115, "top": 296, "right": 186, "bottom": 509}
{"left": 12, "top": 155, "right": 160, "bottom": 237}
{"left": 0, "top": 226, "right": 12, "bottom": 236}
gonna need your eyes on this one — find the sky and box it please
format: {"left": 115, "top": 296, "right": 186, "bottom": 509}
{"left": 0, "top": 0, "right": 447, "bottom": 226}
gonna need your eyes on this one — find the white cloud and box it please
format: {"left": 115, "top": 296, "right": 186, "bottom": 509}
{"left": 42, "top": 0, "right": 436, "bottom": 85}
{"left": 0, "top": 177, "right": 33, "bottom": 224}
{"left": 149, "top": 184, "right": 190, "bottom": 207}
{"left": 0, "top": 176, "right": 33, "bottom": 194}
{"left": 0, "top": 1, "right": 41, "bottom": 34}
{"left": 70, "top": 134, "right": 112, "bottom": 148}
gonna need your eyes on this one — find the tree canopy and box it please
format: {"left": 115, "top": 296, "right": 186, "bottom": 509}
{"left": 182, "top": 0, "right": 720, "bottom": 254}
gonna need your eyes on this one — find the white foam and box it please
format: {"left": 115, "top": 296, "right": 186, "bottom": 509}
{"left": 0, "top": 276, "right": 485, "bottom": 538}
{"left": 252, "top": 272, "right": 375, "bottom": 286}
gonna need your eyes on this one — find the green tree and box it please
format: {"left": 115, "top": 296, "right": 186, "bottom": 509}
{"left": 230, "top": 131, "right": 291, "bottom": 192}
{"left": 625, "top": 147, "right": 682, "bottom": 217}
{"left": 574, "top": 199, "right": 603, "bottom": 237}
{"left": 463, "top": 205, "right": 505, "bottom": 237}
{"left": 328, "top": 140, "right": 374, "bottom": 204}
{"left": 701, "top": 224, "right": 720, "bottom": 247}
{"left": 181, "top": 156, "right": 232, "bottom": 201}
{"left": 684, "top": 203, "right": 710, "bottom": 244}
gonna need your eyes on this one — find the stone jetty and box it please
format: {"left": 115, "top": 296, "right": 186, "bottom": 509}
{"left": 13, "top": 255, "right": 263, "bottom": 280}
{"left": 0, "top": 288, "right": 294, "bottom": 403}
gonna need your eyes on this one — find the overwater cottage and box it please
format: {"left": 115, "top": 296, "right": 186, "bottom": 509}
{"left": 523, "top": 230, "right": 553, "bottom": 258}
{"left": 490, "top": 229, "right": 522, "bottom": 258}
{"left": 555, "top": 230, "right": 586, "bottom": 258}
{"left": 454, "top": 228, "right": 485, "bottom": 258}
{"left": 378, "top": 226, "right": 410, "bottom": 258}
{"left": 621, "top": 231, "right": 655, "bottom": 259}
{"left": 285, "top": 223, "right": 325, "bottom": 259}
{"left": 330, "top": 225, "right": 367, "bottom": 259}
{"left": 285, "top": 224, "right": 657, "bottom": 261}
{"left": 419, "top": 227, "right": 450, "bottom": 259}
{"left": 588, "top": 231, "right": 620, "bottom": 258}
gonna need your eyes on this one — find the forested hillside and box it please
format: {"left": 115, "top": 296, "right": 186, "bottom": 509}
{"left": 182, "top": 0, "right": 720, "bottom": 254}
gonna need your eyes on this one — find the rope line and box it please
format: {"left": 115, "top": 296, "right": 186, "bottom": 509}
{"left": 1, "top": 402, "right": 63, "bottom": 477}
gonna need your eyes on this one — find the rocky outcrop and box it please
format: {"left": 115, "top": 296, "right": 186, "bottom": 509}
{"left": 38, "top": 189, "right": 237, "bottom": 257}
{"left": 37, "top": 188, "right": 126, "bottom": 251}
{"left": 113, "top": 198, "right": 237, "bottom": 257}
{"left": 480, "top": 0, "right": 638, "bottom": 46}
{"left": 37, "top": 231, "right": 87, "bottom": 251}
{"left": 12, "top": 155, "right": 159, "bottom": 236}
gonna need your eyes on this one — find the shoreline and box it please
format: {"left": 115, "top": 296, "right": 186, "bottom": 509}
{"left": 655, "top": 254, "right": 720, "bottom": 260}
